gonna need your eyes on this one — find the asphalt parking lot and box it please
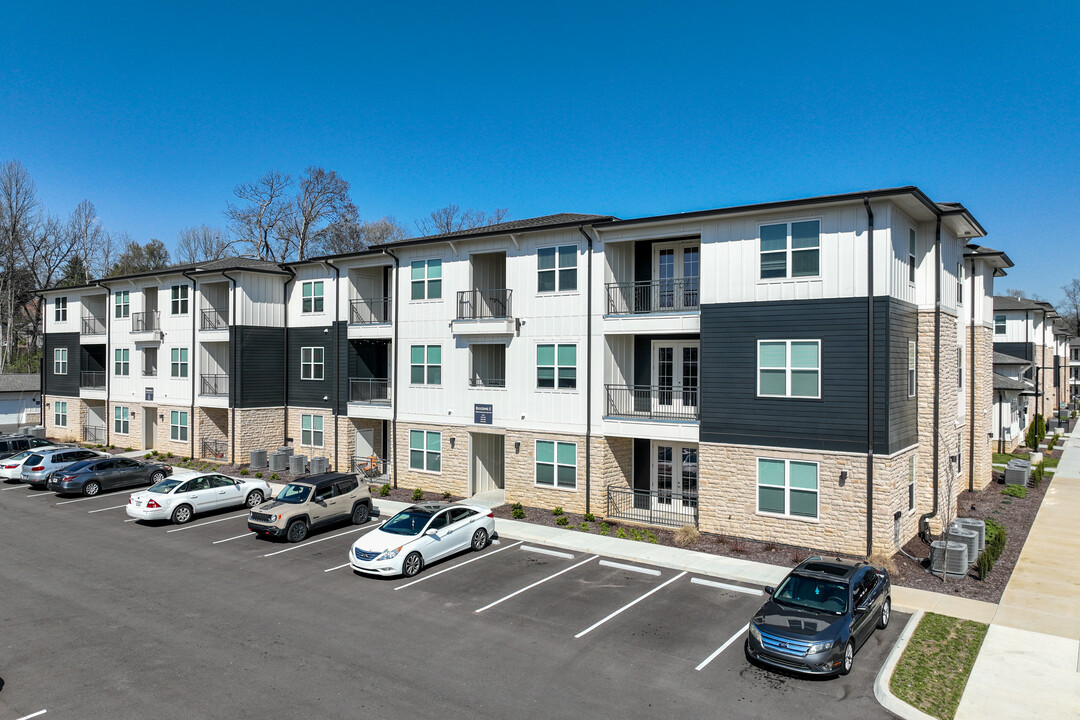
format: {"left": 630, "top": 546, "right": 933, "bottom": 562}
{"left": 0, "top": 480, "right": 903, "bottom": 719}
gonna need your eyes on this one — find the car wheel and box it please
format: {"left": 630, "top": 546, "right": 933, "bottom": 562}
{"left": 471, "top": 527, "right": 488, "bottom": 551}
{"left": 245, "top": 490, "right": 264, "bottom": 508}
{"left": 83, "top": 480, "right": 101, "bottom": 497}
{"left": 171, "top": 504, "right": 193, "bottom": 525}
{"left": 351, "top": 503, "right": 370, "bottom": 525}
{"left": 838, "top": 641, "right": 854, "bottom": 676}
{"left": 877, "top": 596, "right": 891, "bottom": 630}
{"left": 286, "top": 519, "right": 308, "bottom": 543}
{"left": 150, "top": 471, "right": 165, "bottom": 484}
{"left": 402, "top": 551, "right": 423, "bottom": 578}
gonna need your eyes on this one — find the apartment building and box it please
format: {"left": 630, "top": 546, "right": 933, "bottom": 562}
{"left": 39, "top": 187, "right": 1010, "bottom": 557}
{"left": 1069, "top": 337, "right": 1080, "bottom": 403}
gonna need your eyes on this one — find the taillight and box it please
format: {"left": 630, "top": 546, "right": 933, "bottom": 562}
{"left": 30, "top": 466, "right": 44, "bottom": 471}
{"left": 3, "top": 464, "right": 17, "bottom": 469}
{"left": 147, "top": 499, "right": 161, "bottom": 509}
{"left": 486, "top": 512, "right": 494, "bottom": 518}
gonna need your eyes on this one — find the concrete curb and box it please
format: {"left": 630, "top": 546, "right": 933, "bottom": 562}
{"left": 873, "top": 610, "right": 939, "bottom": 720}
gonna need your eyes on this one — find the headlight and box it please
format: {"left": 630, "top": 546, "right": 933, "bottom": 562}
{"left": 376, "top": 546, "right": 402, "bottom": 561}
{"left": 749, "top": 624, "right": 761, "bottom": 643}
{"left": 807, "top": 640, "right": 834, "bottom": 655}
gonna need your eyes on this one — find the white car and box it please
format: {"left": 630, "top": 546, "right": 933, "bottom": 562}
{"left": 350, "top": 501, "right": 495, "bottom": 577}
{"left": 0, "top": 446, "right": 64, "bottom": 480}
{"left": 127, "top": 472, "right": 271, "bottom": 524}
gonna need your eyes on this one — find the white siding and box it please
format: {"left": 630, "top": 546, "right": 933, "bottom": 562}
{"left": 236, "top": 271, "right": 286, "bottom": 327}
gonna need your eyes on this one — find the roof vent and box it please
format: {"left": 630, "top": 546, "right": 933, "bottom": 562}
{"left": 930, "top": 540, "right": 968, "bottom": 577}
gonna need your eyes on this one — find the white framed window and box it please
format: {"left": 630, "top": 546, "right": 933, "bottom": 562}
{"left": 170, "top": 347, "right": 188, "bottom": 378}
{"left": 300, "top": 347, "right": 325, "bottom": 380}
{"left": 54, "top": 297, "right": 67, "bottom": 322}
{"left": 171, "top": 285, "right": 189, "bottom": 314}
{"left": 759, "top": 220, "right": 820, "bottom": 280}
{"left": 301, "top": 414, "right": 324, "bottom": 447}
{"left": 908, "top": 229, "right": 916, "bottom": 284}
{"left": 908, "top": 455, "right": 916, "bottom": 511}
{"left": 956, "top": 262, "right": 964, "bottom": 306}
{"left": 410, "top": 345, "right": 441, "bottom": 385}
{"left": 301, "top": 281, "right": 324, "bottom": 313}
{"left": 170, "top": 410, "right": 188, "bottom": 441}
{"left": 538, "top": 245, "right": 577, "bottom": 293}
{"left": 114, "top": 348, "right": 130, "bottom": 376}
{"left": 994, "top": 314, "right": 1006, "bottom": 335}
{"left": 115, "top": 290, "right": 130, "bottom": 319}
{"left": 535, "top": 440, "right": 577, "bottom": 489}
{"left": 53, "top": 348, "right": 68, "bottom": 375}
{"left": 957, "top": 347, "right": 963, "bottom": 390}
{"left": 537, "top": 344, "right": 576, "bottom": 389}
{"left": 410, "top": 260, "right": 442, "bottom": 300}
{"left": 54, "top": 401, "right": 67, "bottom": 427}
{"left": 757, "top": 458, "right": 818, "bottom": 519}
{"left": 409, "top": 429, "right": 441, "bottom": 472}
{"left": 114, "top": 406, "right": 130, "bottom": 435}
{"left": 757, "top": 340, "right": 820, "bottom": 398}
{"left": 908, "top": 340, "right": 917, "bottom": 398}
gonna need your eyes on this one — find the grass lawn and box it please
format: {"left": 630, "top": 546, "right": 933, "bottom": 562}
{"left": 992, "top": 452, "right": 1026, "bottom": 464}
{"left": 1042, "top": 455, "right": 1060, "bottom": 469}
{"left": 891, "top": 613, "right": 988, "bottom": 720}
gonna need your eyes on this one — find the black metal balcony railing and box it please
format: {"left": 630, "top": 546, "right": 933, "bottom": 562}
{"left": 606, "top": 486, "right": 699, "bottom": 528}
{"left": 202, "top": 438, "right": 227, "bottom": 459}
{"left": 143, "top": 367, "right": 157, "bottom": 377}
{"left": 469, "top": 376, "right": 506, "bottom": 388}
{"left": 606, "top": 278, "right": 700, "bottom": 316}
{"left": 456, "top": 289, "right": 512, "bottom": 320}
{"left": 201, "top": 308, "right": 228, "bottom": 330}
{"left": 605, "top": 384, "right": 699, "bottom": 422}
{"left": 83, "top": 425, "right": 106, "bottom": 444}
{"left": 349, "top": 377, "right": 391, "bottom": 404}
{"left": 80, "top": 371, "right": 106, "bottom": 389}
{"left": 81, "top": 315, "right": 106, "bottom": 335}
{"left": 200, "top": 374, "right": 229, "bottom": 396}
{"left": 350, "top": 297, "right": 391, "bottom": 325}
{"left": 131, "top": 310, "right": 160, "bottom": 332}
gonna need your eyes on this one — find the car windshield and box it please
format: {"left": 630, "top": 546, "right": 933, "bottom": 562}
{"left": 149, "top": 478, "right": 183, "bottom": 493}
{"left": 8, "top": 449, "right": 38, "bottom": 462}
{"left": 275, "top": 484, "right": 311, "bottom": 504}
{"left": 772, "top": 575, "right": 849, "bottom": 615}
{"left": 380, "top": 509, "right": 435, "bottom": 536}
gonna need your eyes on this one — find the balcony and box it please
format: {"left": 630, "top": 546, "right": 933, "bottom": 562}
{"left": 200, "top": 374, "right": 229, "bottom": 396}
{"left": 350, "top": 297, "right": 391, "bottom": 325}
{"left": 80, "top": 371, "right": 106, "bottom": 390}
{"left": 605, "top": 384, "right": 699, "bottom": 422}
{"left": 131, "top": 311, "right": 160, "bottom": 332}
{"left": 606, "top": 486, "right": 698, "bottom": 529}
{"left": 83, "top": 425, "right": 106, "bottom": 444}
{"left": 81, "top": 315, "right": 106, "bottom": 337}
{"left": 349, "top": 378, "right": 391, "bottom": 405}
{"left": 606, "top": 278, "right": 699, "bottom": 316}
{"left": 453, "top": 289, "right": 514, "bottom": 334}
{"left": 469, "top": 376, "right": 506, "bottom": 389}
{"left": 200, "top": 308, "right": 229, "bottom": 331}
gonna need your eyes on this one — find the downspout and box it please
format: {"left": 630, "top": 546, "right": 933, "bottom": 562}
{"left": 181, "top": 270, "right": 197, "bottom": 460}
{"left": 998, "top": 390, "right": 1004, "bottom": 455}
{"left": 281, "top": 266, "right": 297, "bottom": 446}
{"left": 323, "top": 260, "right": 341, "bottom": 472}
{"left": 94, "top": 280, "right": 111, "bottom": 448}
{"left": 383, "top": 248, "right": 400, "bottom": 488}
{"left": 968, "top": 258, "right": 976, "bottom": 492}
{"left": 578, "top": 225, "right": 594, "bottom": 516}
{"left": 918, "top": 216, "right": 943, "bottom": 539}
{"left": 863, "top": 198, "right": 875, "bottom": 558}
{"left": 221, "top": 270, "right": 238, "bottom": 466}
{"left": 38, "top": 294, "right": 45, "bottom": 430}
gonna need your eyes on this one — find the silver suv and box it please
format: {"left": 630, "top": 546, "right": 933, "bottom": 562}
{"left": 22, "top": 447, "right": 110, "bottom": 488}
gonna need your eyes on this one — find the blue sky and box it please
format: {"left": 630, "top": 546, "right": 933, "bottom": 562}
{"left": 2, "top": 2, "right": 1077, "bottom": 301}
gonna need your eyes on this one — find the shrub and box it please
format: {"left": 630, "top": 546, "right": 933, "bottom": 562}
{"left": 511, "top": 502, "right": 523, "bottom": 511}
{"left": 975, "top": 518, "right": 1007, "bottom": 580}
{"left": 109, "top": 444, "right": 115, "bottom": 449}
{"left": 411, "top": 488, "right": 423, "bottom": 501}
{"left": 583, "top": 512, "right": 595, "bottom": 522}
{"left": 379, "top": 484, "right": 391, "bottom": 497}
{"left": 675, "top": 524, "right": 700, "bottom": 547}
{"left": 1001, "top": 485, "right": 1027, "bottom": 498}
{"left": 166, "top": 452, "right": 174, "bottom": 459}
{"left": 1031, "top": 461, "right": 1046, "bottom": 488}
{"left": 1025, "top": 420, "right": 1039, "bottom": 450}
{"left": 551, "top": 506, "right": 564, "bottom": 516}
{"left": 599, "top": 522, "right": 610, "bottom": 536}
{"left": 239, "top": 469, "right": 249, "bottom": 476}
{"left": 615, "top": 527, "right": 628, "bottom": 539}
{"left": 255, "top": 472, "right": 263, "bottom": 478}
{"left": 511, "top": 508, "right": 526, "bottom": 519}
{"left": 124, "top": 447, "right": 133, "bottom": 452}
{"left": 555, "top": 515, "right": 570, "bottom": 526}
{"left": 576, "top": 522, "right": 591, "bottom": 532}
{"left": 442, "top": 491, "right": 451, "bottom": 500}
{"left": 1037, "top": 413, "right": 1046, "bottom": 442}
{"left": 270, "top": 473, "right": 279, "bottom": 481}
{"left": 182, "top": 457, "right": 190, "bottom": 462}
{"left": 144, "top": 453, "right": 153, "bottom": 459}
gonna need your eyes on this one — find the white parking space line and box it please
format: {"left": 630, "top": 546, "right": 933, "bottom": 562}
{"left": 55, "top": 495, "right": 120, "bottom": 505}
{"left": 520, "top": 545, "right": 574, "bottom": 559}
{"left": 324, "top": 562, "right": 351, "bottom": 573}
{"left": 25, "top": 493, "right": 53, "bottom": 498}
{"left": 165, "top": 512, "right": 248, "bottom": 532}
{"left": 475, "top": 555, "right": 598, "bottom": 614}
{"left": 124, "top": 518, "right": 138, "bottom": 522}
{"left": 14, "top": 710, "right": 47, "bottom": 720}
{"left": 395, "top": 540, "right": 524, "bottom": 590}
{"left": 262, "top": 526, "right": 373, "bottom": 557}
{"left": 87, "top": 504, "right": 127, "bottom": 514}
{"left": 598, "top": 559, "right": 662, "bottom": 576}
{"left": 695, "top": 623, "right": 749, "bottom": 671}
{"left": 575, "top": 571, "right": 687, "bottom": 638}
{"left": 690, "top": 577, "right": 763, "bottom": 596}
{"left": 213, "top": 532, "right": 255, "bottom": 544}
{"left": 2, "top": 484, "right": 28, "bottom": 490}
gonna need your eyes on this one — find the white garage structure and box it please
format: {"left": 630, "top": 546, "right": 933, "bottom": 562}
{"left": 0, "top": 374, "right": 41, "bottom": 432}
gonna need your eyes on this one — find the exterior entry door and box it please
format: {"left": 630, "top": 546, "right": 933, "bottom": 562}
{"left": 355, "top": 429, "right": 375, "bottom": 465}
{"left": 653, "top": 242, "right": 700, "bottom": 311}
{"left": 650, "top": 442, "right": 699, "bottom": 513}
{"left": 651, "top": 341, "right": 699, "bottom": 419}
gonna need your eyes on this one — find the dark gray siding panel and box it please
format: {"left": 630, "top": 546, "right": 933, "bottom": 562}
{"left": 633, "top": 438, "right": 649, "bottom": 493}
{"left": 287, "top": 325, "right": 336, "bottom": 409}
{"left": 43, "top": 333, "right": 80, "bottom": 396}
{"left": 233, "top": 326, "right": 285, "bottom": 408}
{"left": 885, "top": 298, "right": 919, "bottom": 453}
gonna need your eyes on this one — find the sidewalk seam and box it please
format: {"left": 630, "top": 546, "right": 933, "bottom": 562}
{"left": 873, "top": 610, "right": 938, "bottom": 720}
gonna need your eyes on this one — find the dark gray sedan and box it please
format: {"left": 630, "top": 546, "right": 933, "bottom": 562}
{"left": 46, "top": 457, "right": 173, "bottom": 496}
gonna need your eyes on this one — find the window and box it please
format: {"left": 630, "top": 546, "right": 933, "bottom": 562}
{"left": 538, "top": 245, "right": 577, "bottom": 292}
{"left": 956, "top": 262, "right": 964, "bottom": 306}
{"left": 409, "top": 430, "right": 441, "bottom": 472}
{"left": 410, "top": 345, "right": 441, "bottom": 384}
{"left": 536, "top": 344, "right": 576, "bottom": 389}
{"left": 114, "top": 406, "right": 129, "bottom": 435}
{"left": 758, "top": 340, "right": 820, "bottom": 398}
{"left": 53, "top": 348, "right": 68, "bottom": 375}
{"left": 411, "top": 260, "right": 442, "bottom": 300}
{"left": 908, "top": 229, "right": 916, "bottom": 284}
{"left": 957, "top": 347, "right": 963, "bottom": 389}
{"left": 908, "top": 455, "right": 916, "bottom": 511}
{"left": 301, "top": 414, "right": 324, "bottom": 447}
{"left": 908, "top": 340, "right": 917, "bottom": 398}
{"left": 170, "top": 347, "right": 189, "bottom": 378}
{"left": 54, "top": 401, "right": 67, "bottom": 428}
{"left": 535, "top": 440, "right": 577, "bottom": 489}
{"left": 994, "top": 314, "right": 1006, "bottom": 335}
{"left": 759, "top": 220, "right": 819, "bottom": 279}
{"left": 301, "top": 347, "right": 325, "bottom": 381}
{"left": 54, "top": 297, "right": 67, "bottom": 322}
{"left": 143, "top": 347, "right": 157, "bottom": 376}
{"left": 301, "top": 281, "right": 324, "bottom": 313}
{"left": 757, "top": 458, "right": 818, "bottom": 519}
{"left": 115, "top": 290, "right": 130, "bottom": 319}
{"left": 170, "top": 410, "right": 188, "bottom": 441}
{"left": 171, "top": 285, "right": 189, "bottom": 314}
{"left": 114, "top": 348, "right": 130, "bottom": 376}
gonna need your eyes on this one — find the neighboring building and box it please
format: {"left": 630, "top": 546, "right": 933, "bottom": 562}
{"left": 991, "top": 352, "right": 1033, "bottom": 451}
{"left": 0, "top": 373, "right": 41, "bottom": 430}
{"left": 1069, "top": 337, "right": 1080, "bottom": 403}
{"left": 39, "top": 186, "right": 1011, "bottom": 558}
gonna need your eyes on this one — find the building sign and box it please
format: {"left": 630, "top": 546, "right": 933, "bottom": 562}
{"left": 474, "top": 403, "right": 492, "bottom": 425}
{"left": 145, "top": 387, "right": 154, "bottom": 402}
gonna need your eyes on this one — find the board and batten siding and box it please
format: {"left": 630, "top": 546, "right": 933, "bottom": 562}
{"left": 236, "top": 271, "right": 286, "bottom": 327}
{"left": 43, "top": 332, "right": 81, "bottom": 397}
{"left": 232, "top": 326, "right": 285, "bottom": 408}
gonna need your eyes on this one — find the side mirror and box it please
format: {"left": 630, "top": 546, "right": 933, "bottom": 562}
{"left": 763, "top": 586, "right": 774, "bottom": 596}
{"left": 425, "top": 528, "right": 440, "bottom": 537}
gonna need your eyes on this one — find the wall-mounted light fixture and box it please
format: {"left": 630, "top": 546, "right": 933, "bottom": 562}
{"left": 839, "top": 470, "right": 848, "bottom": 484}
{"left": 159, "top": 414, "right": 165, "bottom": 421}
{"left": 514, "top": 441, "right": 521, "bottom": 453}
{"left": 449, "top": 437, "right": 455, "bottom": 449}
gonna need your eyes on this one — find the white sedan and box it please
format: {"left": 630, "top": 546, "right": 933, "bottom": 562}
{"left": 0, "top": 446, "right": 63, "bottom": 480}
{"left": 127, "top": 472, "right": 271, "bottom": 524}
{"left": 350, "top": 501, "right": 495, "bottom": 577}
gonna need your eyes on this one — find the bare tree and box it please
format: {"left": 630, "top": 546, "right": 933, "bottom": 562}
{"left": 1004, "top": 288, "right": 1045, "bottom": 302}
{"left": 68, "top": 199, "right": 108, "bottom": 278}
{"left": 317, "top": 216, "right": 409, "bottom": 255}
{"left": 177, "top": 225, "right": 232, "bottom": 263}
{"left": 279, "top": 166, "right": 357, "bottom": 261}
{"left": 225, "top": 171, "right": 293, "bottom": 261}
{"left": 1061, "top": 279, "right": 1080, "bottom": 335}
{"left": 22, "top": 213, "right": 78, "bottom": 351}
{"left": 415, "top": 204, "right": 509, "bottom": 236}
{"left": 0, "top": 160, "right": 40, "bottom": 370}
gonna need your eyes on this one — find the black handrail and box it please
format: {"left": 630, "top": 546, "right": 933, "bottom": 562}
{"left": 201, "top": 308, "right": 228, "bottom": 330}
{"left": 349, "top": 378, "right": 391, "bottom": 404}
{"left": 81, "top": 315, "right": 105, "bottom": 335}
{"left": 469, "top": 376, "right": 506, "bottom": 388}
{"left": 605, "top": 278, "right": 700, "bottom": 315}
{"left": 83, "top": 425, "right": 106, "bottom": 443}
{"left": 80, "top": 371, "right": 106, "bottom": 389}
{"left": 200, "top": 374, "right": 229, "bottom": 396}
{"left": 131, "top": 311, "right": 160, "bottom": 332}
{"left": 349, "top": 297, "right": 392, "bottom": 324}
{"left": 604, "top": 384, "right": 699, "bottom": 421}
{"left": 202, "top": 438, "right": 227, "bottom": 459}
{"left": 606, "top": 486, "right": 699, "bottom": 528}
{"left": 456, "top": 289, "right": 512, "bottom": 320}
